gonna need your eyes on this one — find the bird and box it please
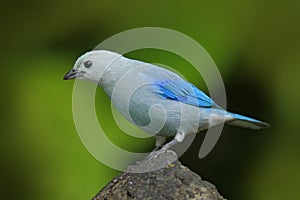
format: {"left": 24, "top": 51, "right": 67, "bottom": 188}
{"left": 64, "top": 50, "right": 270, "bottom": 157}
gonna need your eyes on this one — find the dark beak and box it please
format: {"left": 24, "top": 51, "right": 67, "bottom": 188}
{"left": 63, "top": 69, "right": 78, "bottom": 80}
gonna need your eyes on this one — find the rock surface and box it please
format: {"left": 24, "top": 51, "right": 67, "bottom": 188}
{"left": 92, "top": 151, "right": 225, "bottom": 200}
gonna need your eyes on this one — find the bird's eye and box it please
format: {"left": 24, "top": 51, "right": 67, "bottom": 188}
{"left": 84, "top": 60, "right": 93, "bottom": 68}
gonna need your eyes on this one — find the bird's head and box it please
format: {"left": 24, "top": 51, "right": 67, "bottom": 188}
{"left": 63, "top": 50, "right": 122, "bottom": 82}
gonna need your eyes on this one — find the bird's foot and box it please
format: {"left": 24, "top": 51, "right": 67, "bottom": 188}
{"left": 146, "top": 149, "right": 177, "bottom": 160}
{"left": 146, "top": 148, "right": 166, "bottom": 159}
{"left": 146, "top": 139, "right": 178, "bottom": 159}
{"left": 146, "top": 132, "right": 185, "bottom": 160}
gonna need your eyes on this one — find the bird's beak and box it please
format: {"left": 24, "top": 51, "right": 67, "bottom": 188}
{"left": 63, "top": 69, "right": 78, "bottom": 80}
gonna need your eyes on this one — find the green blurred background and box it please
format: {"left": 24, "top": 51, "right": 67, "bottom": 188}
{"left": 1, "top": 0, "right": 299, "bottom": 199}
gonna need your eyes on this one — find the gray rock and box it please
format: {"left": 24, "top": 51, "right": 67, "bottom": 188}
{"left": 93, "top": 151, "right": 225, "bottom": 200}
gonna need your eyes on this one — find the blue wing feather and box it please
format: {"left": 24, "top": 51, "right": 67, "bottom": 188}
{"left": 153, "top": 79, "right": 215, "bottom": 108}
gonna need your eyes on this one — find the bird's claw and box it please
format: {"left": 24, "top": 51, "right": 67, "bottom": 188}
{"left": 146, "top": 148, "right": 178, "bottom": 160}
{"left": 146, "top": 148, "right": 166, "bottom": 159}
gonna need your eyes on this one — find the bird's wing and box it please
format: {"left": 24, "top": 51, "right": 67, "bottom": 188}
{"left": 153, "top": 79, "right": 215, "bottom": 108}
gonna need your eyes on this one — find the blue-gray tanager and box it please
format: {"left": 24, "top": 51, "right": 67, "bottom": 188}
{"left": 64, "top": 50, "right": 270, "bottom": 156}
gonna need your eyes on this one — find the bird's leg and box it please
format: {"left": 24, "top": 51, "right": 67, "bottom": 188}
{"left": 147, "top": 131, "right": 186, "bottom": 159}
{"left": 155, "top": 135, "right": 166, "bottom": 150}
{"left": 160, "top": 131, "right": 185, "bottom": 152}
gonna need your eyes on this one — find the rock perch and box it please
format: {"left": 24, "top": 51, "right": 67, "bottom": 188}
{"left": 92, "top": 151, "right": 225, "bottom": 200}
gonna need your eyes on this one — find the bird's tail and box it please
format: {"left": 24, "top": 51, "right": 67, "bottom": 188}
{"left": 226, "top": 113, "right": 271, "bottom": 130}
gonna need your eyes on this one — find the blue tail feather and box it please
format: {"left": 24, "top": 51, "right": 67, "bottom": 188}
{"left": 226, "top": 113, "right": 270, "bottom": 130}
